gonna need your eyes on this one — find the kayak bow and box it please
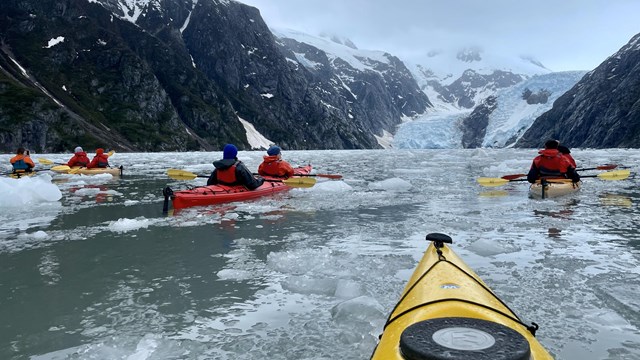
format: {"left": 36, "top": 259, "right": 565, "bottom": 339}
{"left": 371, "top": 233, "right": 552, "bottom": 360}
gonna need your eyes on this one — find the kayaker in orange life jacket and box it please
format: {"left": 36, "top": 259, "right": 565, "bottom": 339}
{"left": 67, "top": 146, "right": 90, "bottom": 167}
{"left": 207, "top": 144, "right": 265, "bottom": 189}
{"left": 258, "top": 145, "right": 294, "bottom": 178}
{"left": 10, "top": 147, "right": 35, "bottom": 173}
{"left": 86, "top": 148, "right": 110, "bottom": 169}
{"left": 557, "top": 145, "right": 577, "bottom": 168}
{"left": 527, "top": 140, "right": 580, "bottom": 184}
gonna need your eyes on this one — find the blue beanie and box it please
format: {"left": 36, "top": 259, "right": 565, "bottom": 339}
{"left": 223, "top": 144, "right": 238, "bottom": 159}
{"left": 267, "top": 145, "right": 281, "bottom": 156}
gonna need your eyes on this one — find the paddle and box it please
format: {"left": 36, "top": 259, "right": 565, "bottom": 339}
{"left": 478, "top": 169, "right": 631, "bottom": 187}
{"left": 500, "top": 164, "right": 620, "bottom": 180}
{"left": 577, "top": 164, "right": 618, "bottom": 171}
{"left": 580, "top": 169, "right": 630, "bottom": 180}
{"left": 51, "top": 165, "right": 71, "bottom": 172}
{"left": 252, "top": 172, "right": 342, "bottom": 179}
{"left": 37, "top": 158, "right": 65, "bottom": 165}
{"left": 166, "top": 169, "right": 316, "bottom": 188}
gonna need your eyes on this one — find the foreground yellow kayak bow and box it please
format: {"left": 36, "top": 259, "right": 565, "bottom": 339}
{"left": 371, "top": 233, "right": 553, "bottom": 360}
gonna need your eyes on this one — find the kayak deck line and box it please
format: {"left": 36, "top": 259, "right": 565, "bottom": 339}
{"left": 371, "top": 232, "right": 552, "bottom": 359}
{"left": 382, "top": 268, "right": 539, "bottom": 337}
{"left": 381, "top": 236, "right": 539, "bottom": 336}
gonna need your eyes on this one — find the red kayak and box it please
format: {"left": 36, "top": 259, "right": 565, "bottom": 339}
{"left": 163, "top": 165, "right": 312, "bottom": 210}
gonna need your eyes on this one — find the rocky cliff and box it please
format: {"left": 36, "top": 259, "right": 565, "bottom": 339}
{"left": 0, "top": 0, "right": 429, "bottom": 152}
{"left": 517, "top": 33, "right": 640, "bottom": 148}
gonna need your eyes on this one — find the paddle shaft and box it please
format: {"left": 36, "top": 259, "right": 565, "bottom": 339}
{"left": 253, "top": 172, "right": 341, "bottom": 179}
{"left": 500, "top": 164, "right": 618, "bottom": 180}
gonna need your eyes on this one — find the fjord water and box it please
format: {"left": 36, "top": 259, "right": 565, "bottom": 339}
{"left": 1, "top": 149, "right": 639, "bottom": 360}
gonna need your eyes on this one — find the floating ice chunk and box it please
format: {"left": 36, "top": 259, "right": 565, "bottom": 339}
{"left": 32, "top": 231, "right": 49, "bottom": 239}
{"left": 368, "top": 178, "right": 412, "bottom": 191}
{"left": 330, "top": 296, "right": 384, "bottom": 323}
{"left": 0, "top": 175, "right": 62, "bottom": 206}
{"left": 282, "top": 275, "right": 337, "bottom": 296}
{"left": 124, "top": 200, "right": 139, "bottom": 206}
{"left": 467, "top": 237, "right": 522, "bottom": 257}
{"left": 128, "top": 334, "right": 160, "bottom": 360}
{"left": 107, "top": 217, "right": 152, "bottom": 233}
{"left": 217, "top": 269, "right": 253, "bottom": 281}
{"left": 310, "top": 180, "right": 353, "bottom": 192}
{"left": 74, "top": 187, "right": 101, "bottom": 196}
{"left": 334, "top": 279, "right": 365, "bottom": 299}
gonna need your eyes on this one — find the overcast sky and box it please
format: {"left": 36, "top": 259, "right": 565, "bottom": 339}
{"left": 237, "top": 0, "right": 640, "bottom": 71}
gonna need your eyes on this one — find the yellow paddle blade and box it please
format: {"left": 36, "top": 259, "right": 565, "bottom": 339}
{"left": 280, "top": 177, "right": 316, "bottom": 188}
{"left": 51, "top": 165, "right": 71, "bottom": 172}
{"left": 596, "top": 169, "right": 630, "bottom": 180}
{"left": 38, "top": 158, "right": 55, "bottom": 165}
{"left": 167, "top": 169, "right": 199, "bottom": 180}
{"left": 107, "top": 150, "right": 115, "bottom": 157}
{"left": 476, "top": 177, "right": 510, "bottom": 187}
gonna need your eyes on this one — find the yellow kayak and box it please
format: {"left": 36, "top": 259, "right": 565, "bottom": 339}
{"left": 529, "top": 178, "right": 580, "bottom": 199}
{"left": 7, "top": 170, "right": 37, "bottom": 179}
{"left": 371, "top": 233, "right": 552, "bottom": 360}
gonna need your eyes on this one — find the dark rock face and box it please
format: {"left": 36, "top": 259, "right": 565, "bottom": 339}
{"left": 0, "top": 0, "right": 430, "bottom": 152}
{"left": 517, "top": 33, "right": 640, "bottom": 148}
{"left": 274, "top": 37, "right": 431, "bottom": 141}
{"left": 460, "top": 95, "right": 497, "bottom": 148}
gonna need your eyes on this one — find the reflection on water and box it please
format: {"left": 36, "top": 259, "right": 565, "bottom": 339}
{"left": 599, "top": 193, "right": 633, "bottom": 207}
{"left": 0, "top": 149, "right": 639, "bottom": 360}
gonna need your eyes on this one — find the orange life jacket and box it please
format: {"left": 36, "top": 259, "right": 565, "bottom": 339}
{"left": 258, "top": 156, "right": 294, "bottom": 177}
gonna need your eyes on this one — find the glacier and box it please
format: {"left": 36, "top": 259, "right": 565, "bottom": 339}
{"left": 394, "top": 71, "right": 586, "bottom": 149}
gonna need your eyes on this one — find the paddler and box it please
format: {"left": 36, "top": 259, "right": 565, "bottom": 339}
{"left": 527, "top": 139, "right": 580, "bottom": 184}
{"left": 207, "top": 144, "right": 264, "bottom": 189}
{"left": 258, "top": 145, "right": 294, "bottom": 178}
{"left": 66, "top": 146, "right": 90, "bottom": 167}
{"left": 10, "top": 147, "right": 35, "bottom": 173}
{"left": 86, "top": 148, "right": 110, "bottom": 169}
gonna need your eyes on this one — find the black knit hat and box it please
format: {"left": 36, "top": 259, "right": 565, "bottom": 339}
{"left": 544, "top": 139, "right": 560, "bottom": 149}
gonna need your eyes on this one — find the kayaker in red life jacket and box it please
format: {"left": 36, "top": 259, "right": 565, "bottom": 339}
{"left": 207, "top": 144, "right": 265, "bottom": 189}
{"left": 527, "top": 140, "right": 580, "bottom": 184}
{"left": 10, "top": 147, "right": 35, "bottom": 173}
{"left": 67, "top": 146, "right": 90, "bottom": 167}
{"left": 258, "top": 145, "right": 294, "bottom": 178}
{"left": 557, "top": 145, "right": 577, "bottom": 168}
{"left": 86, "top": 148, "right": 110, "bottom": 169}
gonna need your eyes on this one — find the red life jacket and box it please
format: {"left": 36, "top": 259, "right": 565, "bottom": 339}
{"left": 68, "top": 152, "right": 90, "bottom": 167}
{"left": 216, "top": 163, "right": 238, "bottom": 185}
{"left": 88, "top": 153, "right": 109, "bottom": 168}
{"left": 533, "top": 149, "right": 569, "bottom": 177}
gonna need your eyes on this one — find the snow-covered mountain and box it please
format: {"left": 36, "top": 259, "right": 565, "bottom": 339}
{"left": 408, "top": 47, "right": 551, "bottom": 110}
{"left": 270, "top": 29, "right": 578, "bottom": 149}
{"left": 393, "top": 71, "right": 586, "bottom": 149}
{"left": 2, "top": 0, "right": 614, "bottom": 151}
